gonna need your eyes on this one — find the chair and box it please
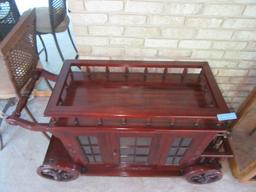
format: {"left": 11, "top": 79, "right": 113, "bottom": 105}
{"left": 36, "top": 0, "right": 79, "bottom": 62}
{"left": 0, "top": 0, "right": 20, "bottom": 41}
{"left": 0, "top": 9, "right": 58, "bottom": 142}
{"left": 0, "top": 0, "right": 20, "bottom": 149}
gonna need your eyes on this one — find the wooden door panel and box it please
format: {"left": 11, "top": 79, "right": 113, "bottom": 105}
{"left": 112, "top": 132, "right": 161, "bottom": 165}
{"left": 158, "top": 132, "right": 216, "bottom": 167}
{"left": 165, "top": 137, "right": 193, "bottom": 166}
{"left": 179, "top": 133, "right": 216, "bottom": 166}
{"left": 77, "top": 132, "right": 113, "bottom": 164}
{"left": 75, "top": 131, "right": 216, "bottom": 167}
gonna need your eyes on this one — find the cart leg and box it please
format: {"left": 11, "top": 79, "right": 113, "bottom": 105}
{"left": 37, "top": 136, "right": 81, "bottom": 181}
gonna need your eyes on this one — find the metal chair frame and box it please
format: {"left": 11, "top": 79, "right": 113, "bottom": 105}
{"left": 37, "top": 0, "right": 79, "bottom": 62}
{"left": 0, "top": 0, "right": 20, "bottom": 41}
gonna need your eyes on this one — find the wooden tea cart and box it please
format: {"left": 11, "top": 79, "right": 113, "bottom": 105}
{"left": 8, "top": 60, "right": 234, "bottom": 184}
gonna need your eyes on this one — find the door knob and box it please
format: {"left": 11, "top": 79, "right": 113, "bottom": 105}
{"left": 113, "top": 150, "right": 118, "bottom": 156}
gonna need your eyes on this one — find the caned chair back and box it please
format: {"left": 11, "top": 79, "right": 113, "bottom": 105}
{"left": 0, "top": 9, "right": 38, "bottom": 95}
{"left": 49, "top": 0, "right": 67, "bottom": 31}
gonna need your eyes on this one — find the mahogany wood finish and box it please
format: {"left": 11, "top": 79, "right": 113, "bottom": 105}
{"left": 8, "top": 60, "right": 234, "bottom": 184}
{"left": 37, "top": 136, "right": 80, "bottom": 181}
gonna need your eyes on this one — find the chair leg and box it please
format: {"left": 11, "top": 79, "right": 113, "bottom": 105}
{"left": 52, "top": 32, "right": 65, "bottom": 62}
{"left": 67, "top": 27, "right": 79, "bottom": 59}
{"left": 44, "top": 78, "right": 53, "bottom": 91}
{"left": 0, "top": 134, "right": 3, "bottom": 150}
{"left": 0, "top": 98, "right": 16, "bottom": 150}
{"left": 25, "top": 106, "right": 37, "bottom": 123}
{"left": 38, "top": 34, "right": 48, "bottom": 62}
{"left": 42, "top": 132, "right": 51, "bottom": 140}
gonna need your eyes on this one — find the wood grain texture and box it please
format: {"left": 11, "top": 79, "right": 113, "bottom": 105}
{"left": 38, "top": 60, "right": 232, "bottom": 179}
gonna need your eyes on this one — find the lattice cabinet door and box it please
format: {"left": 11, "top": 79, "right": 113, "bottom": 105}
{"left": 111, "top": 132, "right": 161, "bottom": 165}
{"left": 77, "top": 131, "right": 216, "bottom": 166}
{"left": 158, "top": 132, "right": 216, "bottom": 167}
{"left": 77, "top": 133, "right": 113, "bottom": 164}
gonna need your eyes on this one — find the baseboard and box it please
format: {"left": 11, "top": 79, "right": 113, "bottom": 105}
{"left": 33, "top": 90, "right": 52, "bottom": 97}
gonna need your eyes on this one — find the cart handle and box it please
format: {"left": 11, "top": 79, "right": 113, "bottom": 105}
{"left": 7, "top": 115, "right": 50, "bottom": 132}
{"left": 6, "top": 69, "right": 57, "bottom": 132}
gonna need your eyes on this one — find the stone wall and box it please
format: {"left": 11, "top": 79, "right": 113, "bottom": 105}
{"left": 68, "top": 0, "right": 256, "bottom": 111}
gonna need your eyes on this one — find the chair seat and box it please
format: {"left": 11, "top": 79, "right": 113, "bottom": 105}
{"left": 35, "top": 7, "right": 70, "bottom": 34}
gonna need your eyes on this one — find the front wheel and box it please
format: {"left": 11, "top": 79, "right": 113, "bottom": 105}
{"left": 37, "top": 165, "right": 79, "bottom": 182}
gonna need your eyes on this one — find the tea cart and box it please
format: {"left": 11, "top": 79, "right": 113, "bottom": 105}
{"left": 8, "top": 60, "right": 234, "bottom": 184}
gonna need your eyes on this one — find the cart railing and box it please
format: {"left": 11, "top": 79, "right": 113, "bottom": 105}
{"left": 45, "top": 61, "right": 229, "bottom": 124}
{"left": 54, "top": 116, "right": 228, "bottom": 130}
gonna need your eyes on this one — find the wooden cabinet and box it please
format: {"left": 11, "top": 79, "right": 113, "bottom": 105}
{"left": 76, "top": 131, "right": 215, "bottom": 168}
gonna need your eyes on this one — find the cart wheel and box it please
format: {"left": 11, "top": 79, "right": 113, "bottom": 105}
{"left": 37, "top": 165, "right": 79, "bottom": 181}
{"left": 184, "top": 165, "right": 222, "bottom": 184}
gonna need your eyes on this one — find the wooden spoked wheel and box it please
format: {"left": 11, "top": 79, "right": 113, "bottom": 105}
{"left": 37, "top": 165, "right": 79, "bottom": 182}
{"left": 184, "top": 165, "right": 223, "bottom": 184}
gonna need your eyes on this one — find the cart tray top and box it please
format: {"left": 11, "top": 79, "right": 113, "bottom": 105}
{"left": 45, "top": 60, "right": 229, "bottom": 120}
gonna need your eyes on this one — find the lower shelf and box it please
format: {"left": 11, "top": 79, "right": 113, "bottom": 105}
{"left": 80, "top": 165, "right": 181, "bottom": 177}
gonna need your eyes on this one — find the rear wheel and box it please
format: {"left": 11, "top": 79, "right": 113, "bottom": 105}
{"left": 184, "top": 165, "right": 222, "bottom": 184}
